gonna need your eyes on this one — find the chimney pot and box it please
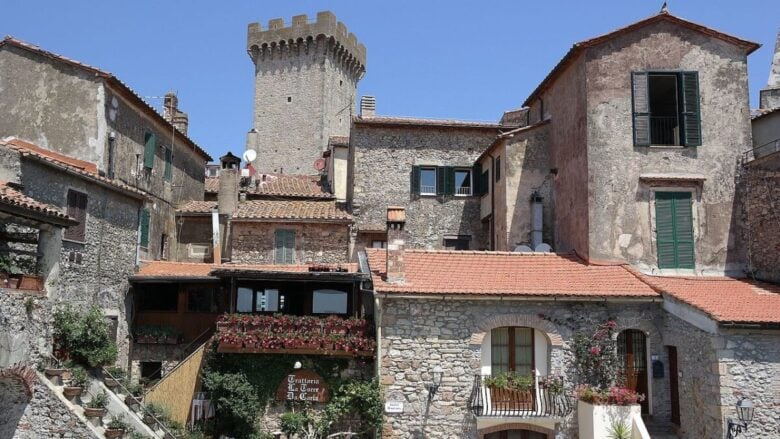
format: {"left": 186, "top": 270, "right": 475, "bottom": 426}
{"left": 360, "top": 96, "right": 376, "bottom": 118}
{"left": 385, "top": 206, "right": 406, "bottom": 284}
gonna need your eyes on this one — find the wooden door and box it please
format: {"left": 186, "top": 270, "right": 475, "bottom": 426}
{"left": 667, "top": 346, "right": 680, "bottom": 425}
{"left": 618, "top": 329, "right": 649, "bottom": 413}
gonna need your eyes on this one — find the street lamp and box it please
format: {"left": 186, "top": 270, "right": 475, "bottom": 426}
{"left": 427, "top": 365, "right": 444, "bottom": 401}
{"left": 727, "top": 398, "right": 754, "bottom": 439}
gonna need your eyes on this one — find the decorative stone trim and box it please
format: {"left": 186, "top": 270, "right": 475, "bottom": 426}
{"left": 470, "top": 314, "right": 564, "bottom": 346}
{"left": 477, "top": 422, "right": 554, "bottom": 439}
{"left": 0, "top": 364, "right": 37, "bottom": 399}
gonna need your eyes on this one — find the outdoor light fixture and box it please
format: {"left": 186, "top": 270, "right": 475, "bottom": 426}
{"left": 293, "top": 361, "right": 302, "bottom": 370}
{"left": 726, "top": 398, "right": 754, "bottom": 439}
{"left": 427, "top": 365, "right": 444, "bottom": 401}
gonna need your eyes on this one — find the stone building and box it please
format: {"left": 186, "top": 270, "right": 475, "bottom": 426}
{"left": 0, "top": 37, "right": 212, "bottom": 262}
{"left": 347, "top": 110, "right": 510, "bottom": 253}
{"left": 245, "top": 11, "right": 366, "bottom": 174}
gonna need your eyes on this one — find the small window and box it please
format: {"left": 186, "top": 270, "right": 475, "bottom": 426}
{"left": 255, "top": 289, "right": 280, "bottom": 312}
{"left": 164, "top": 146, "right": 173, "bottom": 181}
{"left": 494, "top": 156, "right": 501, "bottom": 182}
{"left": 236, "top": 287, "right": 253, "bottom": 313}
{"left": 275, "top": 229, "right": 295, "bottom": 264}
{"left": 287, "top": 96, "right": 292, "bottom": 103}
{"left": 160, "top": 233, "right": 167, "bottom": 260}
{"left": 491, "top": 327, "right": 534, "bottom": 376}
{"left": 64, "top": 189, "right": 88, "bottom": 242}
{"left": 443, "top": 235, "right": 470, "bottom": 250}
{"left": 312, "top": 289, "right": 348, "bottom": 314}
{"left": 419, "top": 167, "right": 437, "bottom": 195}
{"left": 371, "top": 240, "right": 386, "bottom": 249}
{"left": 139, "top": 208, "right": 151, "bottom": 248}
{"left": 454, "top": 169, "right": 472, "bottom": 196}
{"left": 632, "top": 71, "right": 700, "bottom": 147}
{"left": 137, "top": 284, "right": 178, "bottom": 312}
{"left": 187, "top": 287, "right": 216, "bottom": 313}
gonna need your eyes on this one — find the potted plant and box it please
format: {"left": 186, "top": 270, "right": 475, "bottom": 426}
{"left": 143, "top": 402, "right": 168, "bottom": 426}
{"left": 163, "top": 327, "right": 179, "bottom": 345}
{"left": 124, "top": 381, "right": 144, "bottom": 409}
{"left": 63, "top": 366, "right": 88, "bottom": 398}
{"left": 484, "top": 372, "right": 535, "bottom": 411}
{"left": 104, "top": 366, "right": 125, "bottom": 389}
{"left": 84, "top": 390, "right": 108, "bottom": 419}
{"left": 43, "top": 359, "right": 67, "bottom": 385}
{"left": 135, "top": 326, "right": 156, "bottom": 344}
{"left": 218, "top": 331, "right": 242, "bottom": 350}
{"left": 0, "top": 254, "right": 19, "bottom": 289}
{"left": 104, "top": 415, "right": 128, "bottom": 439}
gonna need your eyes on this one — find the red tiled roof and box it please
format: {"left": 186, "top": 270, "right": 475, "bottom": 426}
{"left": 132, "top": 260, "right": 358, "bottom": 279}
{"left": 354, "top": 115, "right": 512, "bottom": 130}
{"left": 0, "top": 37, "right": 212, "bottom": 161}
{"left": 523, "top": 12, "right": 760, "bottom": 107}
{"left": 751, "top": 106, "right": 780, "bottom": 120}
{"left": 233, "top": 200, "right": 351, "bottom": 222}
{"left": 177, "top": 200, "right": 217, "bottom": 214}
{"left": 642, "top": 275, "right": 780, "bottom": 324}
{"left": 0, "top": 181, "right": 75, "bottom": 225}
{"left": 2, "top": 138, "right": 146, "bottom": 198}
{"left": 365, "top": 249, "right": 659, "bottom": 297}
{"left": 204, "top": 174, "right": 331, "bottom": 199}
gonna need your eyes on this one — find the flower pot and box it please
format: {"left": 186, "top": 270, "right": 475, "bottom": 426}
{"left": 17, "top": 274, "right": 43, "bottom": 290}
{"left": 104, "top": 428, "right": 125, "bottom": 439}
{"left": 83, "top": 407, "right": 105, "bottom": 418}
{"left": 577, "top": 400, "right": 641, "bottom": 439}
{"left": 44, "top": 367, "right": 65, "bottom": 377}
{"left": 104, "top": 377, "right": 121, "bottom": 389}
{"left": 63, "top": 386, "right": 83, "bottom": 398}
{"left": 143, "top": 413, "right": 156, "bottom": 426}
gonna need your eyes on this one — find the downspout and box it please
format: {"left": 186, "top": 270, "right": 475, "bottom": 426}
{"left": 211, "top": 209, "right": 221, "bottom": 265}
{"left": 374, "top": 294, "right": 382, "bottom": 379}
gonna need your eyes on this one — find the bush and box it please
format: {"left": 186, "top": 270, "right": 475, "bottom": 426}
{"left": 202, "top": 370, "right": 261, "bottom": 438}
{"left": 69, "top": 366, "right": 89, "bottom": 388}
{"left": 54, "top": 306, "right": 118, "bottom": 367}
{"left": 571, "top": 319, "right": 622, "bottom": 390}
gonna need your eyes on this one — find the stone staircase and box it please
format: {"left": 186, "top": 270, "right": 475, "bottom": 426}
{"left": 643, "top": 417, "right": 681, "bottom": 439}
{"left": 40, "top": 368, "right": 164, "bottom": 438}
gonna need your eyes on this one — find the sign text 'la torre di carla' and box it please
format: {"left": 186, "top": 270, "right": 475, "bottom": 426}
{"left": 275, "top": 369, "right": 330, "bottom": 402}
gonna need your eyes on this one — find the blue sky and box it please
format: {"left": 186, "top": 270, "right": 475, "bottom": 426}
{"left": 3, "top": 1, "right": 778, "bottom": 161}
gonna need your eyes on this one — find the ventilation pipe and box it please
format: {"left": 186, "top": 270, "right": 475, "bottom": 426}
{"left": 531, "top": 192, "right": 544, "bottom": 249}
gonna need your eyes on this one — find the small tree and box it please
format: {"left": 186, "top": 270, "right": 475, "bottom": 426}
{"left": 570, "top": 319, "right": 622, "bottom": 389}
{"left": 54, "top": 306, "right": 117, "bottom": 367}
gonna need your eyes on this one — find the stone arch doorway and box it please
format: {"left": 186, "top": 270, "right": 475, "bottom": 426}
{"left": 478, "top": 423, "right": 554, "bottom": 439}
{"left": 617, "top": 329, "right": 649, "bottom": 414}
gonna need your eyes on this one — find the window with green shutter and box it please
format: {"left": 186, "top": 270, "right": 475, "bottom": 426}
{"left": 143, "top": 132, "right": 156, "bottom": 169}
{"left": 631, "top": 71, "right": 701, "bottom": 147}
{"left": 411, "top": 165, "right": 421, "bottom": 195}
{"left": 164, "top": 147, "right": 173, "bottom": 181}
{"left": 275, "top": 229, "right": 295, "bottom": 264}
{"left": 655, "top": 192, "right": 694, "bottom": 269}
{"left": 139, "top": 208, "right": 151, "bottom": 248}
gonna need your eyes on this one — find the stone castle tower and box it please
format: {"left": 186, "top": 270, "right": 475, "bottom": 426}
{"left": 245, "top": 11, "right": 366, "bottom": 174}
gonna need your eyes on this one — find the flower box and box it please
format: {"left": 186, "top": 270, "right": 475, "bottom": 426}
{"left": 488, "top": 386, "right": 535, "bottom": 411}
{"left": 577, "top": 400, "right": 641, "bottom": 439}
{"left": 17, "top": 274, "right": 43, "bottom": 290}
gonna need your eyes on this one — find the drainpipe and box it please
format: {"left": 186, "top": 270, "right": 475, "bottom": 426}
{"left": 211, "top": 208, "right": 221, "bottom": 265}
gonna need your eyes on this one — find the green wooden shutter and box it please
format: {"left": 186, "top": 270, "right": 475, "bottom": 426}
{"left": 444, "top": 166, "right": 455, "bottom": 195}
{"left": 164, "top": 147, "right": 173, "bottom": 181}
{"left": 481, "top": 170, "right": 489, "bottom": 195}
{"left": 411, "top": 165, "right": 421, "bottom": 195}
{"left": 275, "top": 230, "right": 295, "bottom": 264}
{"left": 436, "top": 167, "right": 446, "bottom": 196}
{"left": 631, "top": 72, "right": 651, "bottom": 146}
{"left": 472, "top": 163, "right": 483, "bottom": 195}
{"left": 139, "top": 208, "right": 150, "bottom": 248}
{"left": 655, "top": 192, "right": 694, "bottom": 269}
{"left": 680, "top": 72, "right": 701, "bottom": 147}
{"left": 143, "top": 132, "right": 156, "bottom": 169}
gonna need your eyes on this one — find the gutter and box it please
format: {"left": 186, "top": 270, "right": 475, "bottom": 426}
{"left": 377, "top": 292, "right": 660, "bottom": 303}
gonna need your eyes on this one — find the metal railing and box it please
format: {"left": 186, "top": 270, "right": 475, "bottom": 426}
{"left": 456, "top": 186, "right": 472, "bottom": 196}
{"left": 742, "top": 138, "right": 780, "bottom": 163}
{"left": 102, "top": 366, "right": 178, "bottom": 438}
{"left": 650, "top": 116, "right": 680, "bottom": 146}
{"left": 420, "top": 185, "right": 436, "bottom": 195}
{"left": 468, "top": 373, "right": 574, "bottom": 418}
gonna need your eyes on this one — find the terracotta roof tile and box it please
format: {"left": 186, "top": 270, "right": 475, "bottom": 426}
{"left": 0, "top": 37, "right": 212, "bottom": 161}
{"left": 354, "top": 115, "right": 512, "bottom": 129}
{"left": 177, "top": 200, "right": 217, "bottom": 214}
{"left": 204, "top": 174, "right": 331, "bottom": 199}
{"left": 0, "top": 181, "right": 75, "bottom": 224}
{"left": 204, "top": 177, "right": 219, "bottom": 193}
{"left": 365, "top": 249, "right": 658, "bottom": 297}
{"left": 233, "top": 200, "right": 351, "bottom": 222}
{"left": 641, "top": 275, "right": 780, "bottom": 324}
{"left": 2, "top": 138, "right": 145, "bottom": 198}
{"left": 132, "top": 260, "right": 358, "bottom": 279}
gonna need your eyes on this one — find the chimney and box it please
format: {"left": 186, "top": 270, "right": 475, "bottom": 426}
{"left": 360, "top": 96, "right": 376, "bottom": 118}
{"left": 218, "top": 152, "right": 240, "bottom": 216}
{"left": 386, "top": 206, "right": 406, "bottom": 284}
{"left": 164, "top": 92, "right": 190, "bottom": 135}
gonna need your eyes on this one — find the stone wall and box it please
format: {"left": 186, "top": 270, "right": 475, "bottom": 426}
{"left": 741, "top": 154, "right": 780, "bottom": 283}
{"left": 0, "top": 290, "right": 51, "bottom": 368}
{"left": 378, "top": 297, "right": 669, "bottom": 438}
{"left": 231, "top": 221, "right": 350, "bottom": 264}
{"left": 349, "top": 123, "right": 497, "bottom": 252}
{"left": 582, "top": 21, "right": 750, "bottom": 273}
{"left": 19, "top": 159, "right": 141, "bottom": 364}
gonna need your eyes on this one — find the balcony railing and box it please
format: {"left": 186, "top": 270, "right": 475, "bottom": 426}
{"left": 216, "top": 314, "right": 375, "bottom": 357}
{"left": 468, "top": 373, "right": 574, "bottom": 418}
{"left": 650, "top": 116, "right": 680, "bottom": 146}
{"left": 743, "top": 137, "right": 780, "bottom": 163}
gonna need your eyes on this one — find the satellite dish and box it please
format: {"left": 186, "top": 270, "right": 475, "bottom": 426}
{"left": 534, "top": 243, "right": 552, "bottom": 253}
{"left": 242, "top": 149, "right": 257, "bottom": 163}
{"left": 513, "top": 245, "right": 533, "bottom": 253}
{"left": 314, "top": 158, "right": 327, "bottom": 172}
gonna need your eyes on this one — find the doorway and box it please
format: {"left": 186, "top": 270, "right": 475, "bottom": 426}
{"left": 617, "top": 329, "right": 649, "bottom": 413}
{"left": 667, "top": 346, "right": 680, "bottom": 425}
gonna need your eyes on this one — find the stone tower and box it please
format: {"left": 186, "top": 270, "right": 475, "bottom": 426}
{"left": 246, "top": 11, "right": 366, "bottom": 174}
{"left": 759, "top": 28, "right": 780, "bottom": 109}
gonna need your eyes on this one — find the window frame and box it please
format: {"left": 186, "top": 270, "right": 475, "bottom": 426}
{"left": 490, "top": 326, "right": 535, "bottom": 376}
{"left": 274, "top": 229, "right": 296, "bottom": 264}
{"left": 418, "top": 167, "right": 437, "bottom": 196}
{"left": 631, "top": 70, "right": 701, "bottom": 148}
{"left": 453, "top": 168, "right": 473, "bottom": 197}
{"left": 63, "top": 189, "right": 88, "bottom": 243}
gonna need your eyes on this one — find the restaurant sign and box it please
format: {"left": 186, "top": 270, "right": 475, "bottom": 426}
{"left": 275, "top": 369, "right": 329, "bottom": 402}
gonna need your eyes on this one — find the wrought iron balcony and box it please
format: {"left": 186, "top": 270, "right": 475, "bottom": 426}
{"left": 468, "top": 373, "right": 574, "bottom": 418}
{"left": 650, "top": 116, "right": 680, "bottom": 146}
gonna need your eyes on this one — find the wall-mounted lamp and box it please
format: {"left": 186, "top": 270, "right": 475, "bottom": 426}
{"left": 293, "top": 361, "right": 302, "bottom": 370}
{"left": 427, "top": 365, "right": 444, "bottom": 401}
{"left": 726, "top": 398, "right": 754, "bottom": 439}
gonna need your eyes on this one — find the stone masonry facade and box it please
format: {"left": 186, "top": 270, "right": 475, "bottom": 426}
{"left": 231, "top": 221, "right": 350, "bottom": 264}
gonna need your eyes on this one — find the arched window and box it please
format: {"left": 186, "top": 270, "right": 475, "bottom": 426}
{"left": 491, "top": 327, "right": 534, "bottom": 376}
